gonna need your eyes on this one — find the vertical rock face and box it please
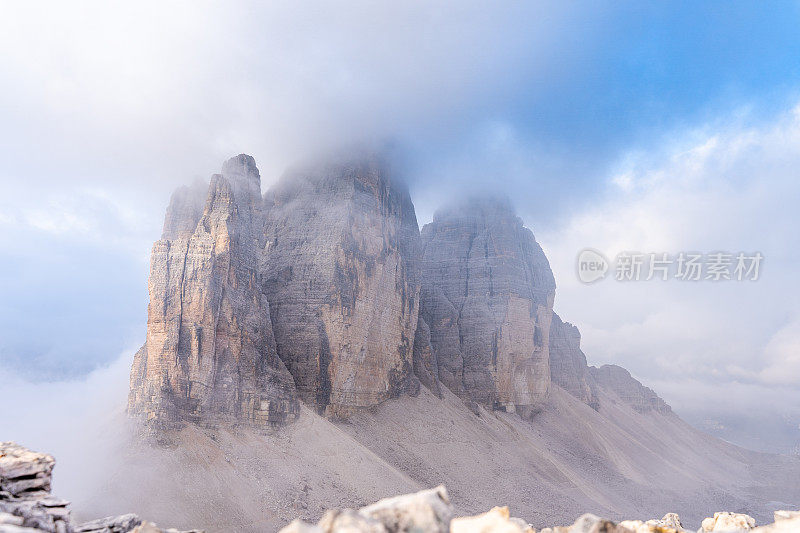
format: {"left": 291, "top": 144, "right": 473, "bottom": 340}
{"left": 128, "top": 155, "right": 299, "bottom": 429}
{"left": 412, "top": 315, "right": 442, "bottom": 398}
{"left": 260, "top": 157, "right": 421, "bottom": 417}
{"left": 589, "top": 364, "right": 672, "bottom": 414}
{"left": 548, "top": 313, "right": 599, "bottom": 410}
{"left": 128, "top": 153, "right": 675, "bottom": 428}
{"left": 416, "top": 197, "right": 556, "bottom": 415}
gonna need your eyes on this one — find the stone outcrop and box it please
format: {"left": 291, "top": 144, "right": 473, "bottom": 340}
{"left": 589, "top": 365, "right": 672, "bottom": 415}
{"left": 76, "top": 514, "right": 142, "bottom": 533}
{"left": 280, "top": 486, "right": 453, "bottom": 533}
{"left": 260, "top": 157, "right": 421, "bottom": 417}
{"left": 0, "top": 443, "right": 69, "bottom": 533}
{"left": 128, "top": 155, "right": 299, "bottom": 430}
{"left": 416, "top": 197, "right": 556, "bottom": 416}
{"left": 619, "top": 513, "right": 686, "bottom": 532}
{"left": 276, "top": 484, "right": 800, "bottom": 532}
{"left": 128, "top": 153, "right": 678, "bottom": 428}
{"left": 700, "top": 512, "right": 756, "bottom": 532}
{"left": 548, "top": 313, "right": 599, "bottom": 410}
{"left": 754, "top": 511, "right": 800, "bottom": 532}
{"left": 0, "top": 443, "right": 55, "bottom": 500}
{"left": 0, "top": 443, "right": 199, "bottom": 533}
{"left": 450, "top": 507, "right": 534, "bottom": 533}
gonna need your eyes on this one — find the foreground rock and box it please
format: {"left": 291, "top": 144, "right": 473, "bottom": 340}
{"left": 451, "top": 507, "right": 533, "bottom": 533}
{"left": 0, "top": 443, "right": 199, "bottom": 533}
{"left": 700, "top": 512, "right": 756, "bottom": 532}
{"left": 280, "top": 486, "right": 453, "bottom": 533}
{"left": 618, "top": 512, "right": 685, "bottom": 532}
{"left": 278, "top": 484, "right": 800, "bottom": 533}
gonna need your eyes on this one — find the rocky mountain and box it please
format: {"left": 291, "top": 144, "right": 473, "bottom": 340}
{"left": 589, "top": 364, "right": 671, "bottom": 415}
{"left": 260, "top": 157, "right": 421, "bottom": 417}
{"left": 415, "top": 197, "right": 556, "bottom": 417}
{"left": 548, "top": 313, "right": 599, "bottom": 410}
{"left": 110, "top": 153, "right": 800, "bottom": 531}
{"left": 128, "top": 155, "right": 299, "bottom": 430}
{"left": 123, "top": 153, "right": 701, "bottom": 428}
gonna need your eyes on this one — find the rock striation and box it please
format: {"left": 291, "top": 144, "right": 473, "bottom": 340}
{"left": 415, "top": 197, "right": 556, "bottom": 416}
{"left": 589, "top": 365, "right": 672, "bottom": 414}
{"left": 129, "top": 153, "right": 676, "bottom": 428}
{"left": 129, "top": 154, "right": 424, "bottom": 425}
{"left": 548, "top": 313, "right": 599, "bottom": 410}
{"left": 0, "top": 442, "right": 69, "bottom": 533}
{"left": 260, "top": 157, "right": 421, "bottom": 417}
{"left": 128, "top": 155, "right": 299, "bottom": 430}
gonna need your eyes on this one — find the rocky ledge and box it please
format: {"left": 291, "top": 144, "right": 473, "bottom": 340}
{"left": 0, "top": 443, "right": 200, "bottom": 533}
{"left": 279, "top": 486, "right": 799, "bottom": 533}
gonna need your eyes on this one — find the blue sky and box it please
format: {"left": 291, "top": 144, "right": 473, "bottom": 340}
{"left": 1, "top": 2, "right": 800, "bottom": 452}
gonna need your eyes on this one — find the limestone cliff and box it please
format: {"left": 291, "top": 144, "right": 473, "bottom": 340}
{"left": 589, "top": 364, "right": 672, "bottom": 414}
{"left": 128, "top": 155, "right": 299, "bottom": 429}
{"left": 548, "top": 313, "right": 599, "bottom": 410}
{"left": 416, "top": 197, "right": 556, "bottom": 416}
{"left": 260, "top": 157, "right": 421, "bottom": 417}
{"left": 129, "top": 154, "right": 675, "bottom": 428}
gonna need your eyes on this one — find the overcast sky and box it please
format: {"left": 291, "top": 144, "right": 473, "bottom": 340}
{"left": 1, "top": 1, "right": 800, "bottom": 454}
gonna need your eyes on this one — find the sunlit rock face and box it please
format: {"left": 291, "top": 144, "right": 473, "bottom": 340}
{"left": 417, "top": 197, "right": 556, "bottom": 416}
{"left": 548, "top": 313, "right": 599, "bottom": 410}
{"left": 260, "top": 157, "right": 421, "bottom": 417}
{"left": 128, "top": 155, "right": 299, "bottom": 429}
{"left": 590, "top": 364, "right": 672, "bottom": 414}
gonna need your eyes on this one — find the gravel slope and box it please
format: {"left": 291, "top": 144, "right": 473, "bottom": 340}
{"left": 70, "top": 386, "right": 800, "bottom": 532}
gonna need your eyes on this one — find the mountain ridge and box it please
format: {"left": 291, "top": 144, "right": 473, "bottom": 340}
{"left": 109, "top": 153, "right": 800, "bottom": 531}
{"left": 128, "top": 153, "right": 667, "bottom": 428}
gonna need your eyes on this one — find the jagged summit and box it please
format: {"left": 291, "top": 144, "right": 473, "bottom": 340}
{"left": 128, "top": 154, "right": 298, "bottom": 430}
{"left": 108, "top": 154, "right": 800, "bottom": 532}
{"left": 221, "top": 153, "right": 260, "bottom": 181}
{"left": 128, "top": 154, "right": 672, "bottom": 430}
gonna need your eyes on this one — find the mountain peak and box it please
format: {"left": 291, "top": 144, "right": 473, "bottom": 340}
{"left": 432, "top": 194, "right": 517, "bottom": 224}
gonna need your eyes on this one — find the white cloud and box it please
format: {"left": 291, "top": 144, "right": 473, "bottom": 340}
{"left": 758, "top": 318, "right": 800, "bottom": 386}
{"left": 538, "top": 103, "right": 800, "bottom": 452}
{"left": 0, "top": 351, "right": 132, "bottom": 496}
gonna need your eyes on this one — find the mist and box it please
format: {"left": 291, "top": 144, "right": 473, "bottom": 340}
{"left": 0, "top": 351, "right": 132, "bottom": 506}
